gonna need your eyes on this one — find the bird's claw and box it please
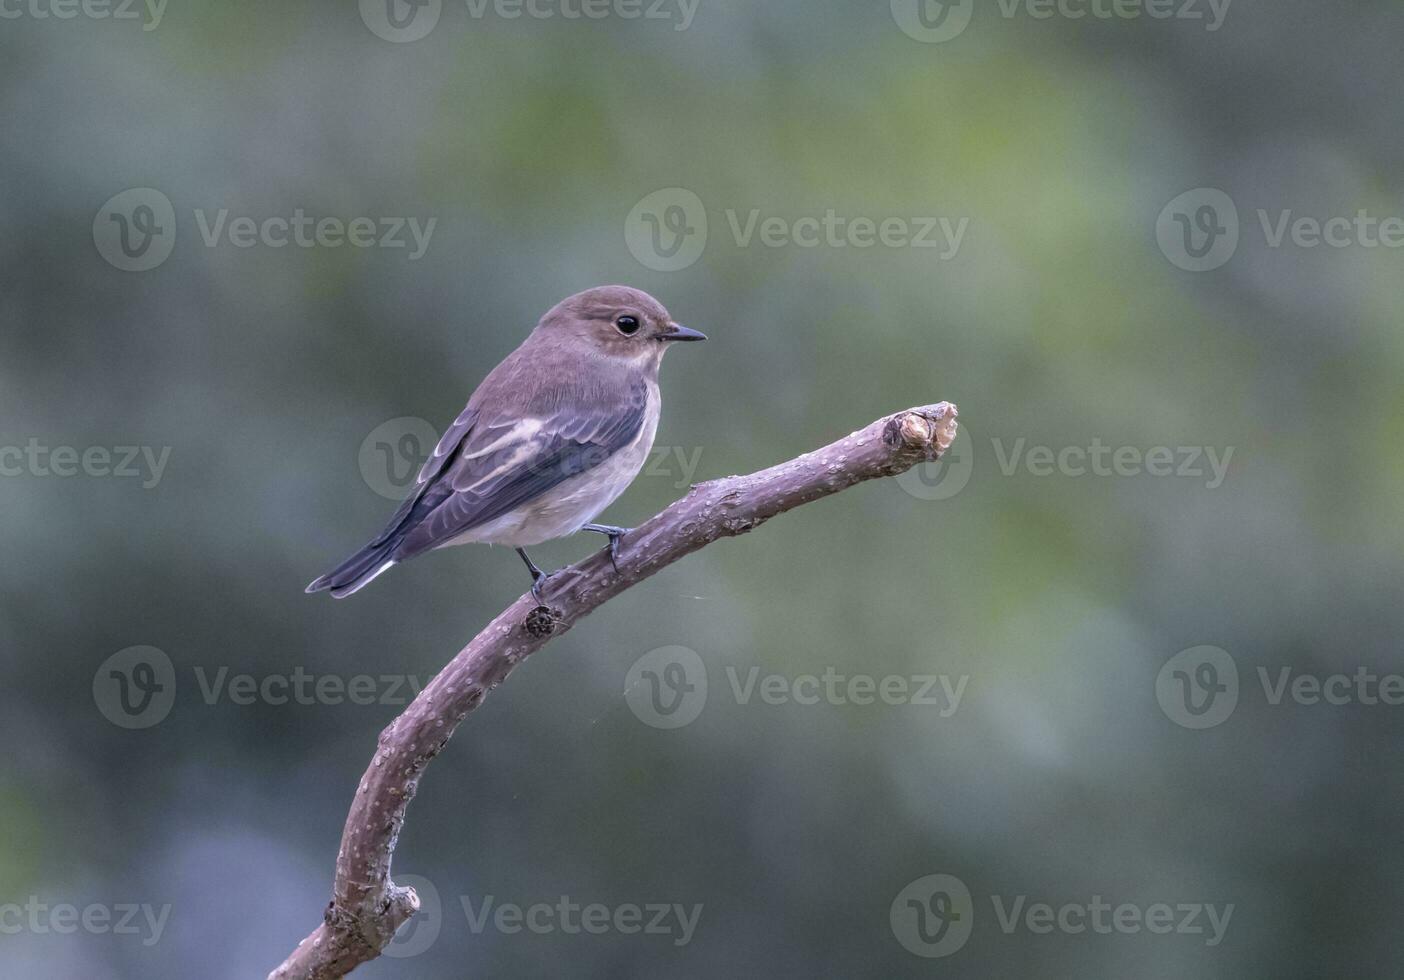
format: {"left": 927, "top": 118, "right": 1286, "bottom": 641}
{"left": 583, "top": 523, "right": 631, "bottom": 574}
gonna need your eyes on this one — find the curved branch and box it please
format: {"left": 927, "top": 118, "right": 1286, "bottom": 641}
{"left": 269, "top": 401, "right": 959, "bottom": 979}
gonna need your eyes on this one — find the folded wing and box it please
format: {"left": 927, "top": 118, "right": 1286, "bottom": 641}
{"left": 391, "top": 379, "right": 649, "bottom": 560}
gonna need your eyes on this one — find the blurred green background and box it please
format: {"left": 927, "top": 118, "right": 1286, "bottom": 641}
{"left": 3, "top": 0, "right": 1403, "bottom": 976}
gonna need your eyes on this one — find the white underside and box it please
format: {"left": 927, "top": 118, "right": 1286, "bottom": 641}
{"left": 440, "top": 384, "right": 660, "bottom": 549}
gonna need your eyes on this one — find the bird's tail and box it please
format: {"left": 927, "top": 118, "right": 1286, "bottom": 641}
{"left": 305, "top": 538, "right": 399, "bottom": 598}
{"left": 308, "top": 465, "right": 443, "bottom": 598}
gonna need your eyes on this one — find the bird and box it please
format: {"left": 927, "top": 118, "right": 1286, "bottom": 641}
{"left": 306, "top": 285, "right": 706, "bottom": 600}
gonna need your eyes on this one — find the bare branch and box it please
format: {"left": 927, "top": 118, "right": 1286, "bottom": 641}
{"left": 269, "top": 401, "right": 959, "bottom": 979}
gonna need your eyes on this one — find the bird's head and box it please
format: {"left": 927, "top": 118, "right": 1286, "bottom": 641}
{"left": 534, "top": 285, "right": 705, "bottom": 368}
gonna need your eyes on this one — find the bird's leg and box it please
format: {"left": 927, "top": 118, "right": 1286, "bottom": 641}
{"left": 516, "top": 547, "right": 552, "bottom": 602}
{"left": 581, "top": 523, "right": 631, "bottom": 573}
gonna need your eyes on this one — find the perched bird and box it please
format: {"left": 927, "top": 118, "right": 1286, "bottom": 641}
{"left": 307, "top": 285, "right": 705, "bottom": 599}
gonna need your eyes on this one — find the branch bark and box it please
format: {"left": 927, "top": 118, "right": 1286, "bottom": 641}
{"left": 269, "top": 400, "right": 959, "bottom": 979}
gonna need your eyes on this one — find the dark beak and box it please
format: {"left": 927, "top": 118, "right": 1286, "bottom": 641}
{"left": 661, "top": 323, "right": 707, "bottom": 342}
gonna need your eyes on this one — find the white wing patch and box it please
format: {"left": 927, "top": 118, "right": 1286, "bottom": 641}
{"left": 455, "top": 418, "right": 545, "bottom": 493}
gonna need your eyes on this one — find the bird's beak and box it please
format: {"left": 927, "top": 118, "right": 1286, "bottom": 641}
{"left": 661, "top": 323, "right": 707, "bottom": 342}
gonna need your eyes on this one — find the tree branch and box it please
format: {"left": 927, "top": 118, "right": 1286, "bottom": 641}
{"left": 269, "top": 400, "right": 959, "bottom": 979}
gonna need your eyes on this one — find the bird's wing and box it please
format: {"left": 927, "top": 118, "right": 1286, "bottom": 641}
{"left": 391, "top": 379, "right": 649, "bottom": 560}
{"left": 417, "top": 402, "right": 478, "bottom": 485}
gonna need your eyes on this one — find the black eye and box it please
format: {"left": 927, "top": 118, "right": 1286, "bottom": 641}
{"left": 615, "top": 315, "right": 640, "bottom": 336}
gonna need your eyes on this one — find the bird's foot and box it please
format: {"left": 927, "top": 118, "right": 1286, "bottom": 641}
{"left": 582, "top": 523, "right": 631, "bottom": 574}
{"left": 517, "top": 548, "right": 556, "bottom": 603}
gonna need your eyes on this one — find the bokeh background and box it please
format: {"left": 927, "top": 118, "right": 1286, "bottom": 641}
{"left": 3, "top": 0, "right": 1403, "bottom": 976}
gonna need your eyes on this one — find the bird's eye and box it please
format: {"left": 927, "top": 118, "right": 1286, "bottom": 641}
{"left": 615, "top": 315, "right": 641, "bottom": 336}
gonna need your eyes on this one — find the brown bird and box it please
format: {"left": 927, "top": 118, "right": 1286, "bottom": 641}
{"left": 307, "top": 285, "right": 705, "bottom": 599}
